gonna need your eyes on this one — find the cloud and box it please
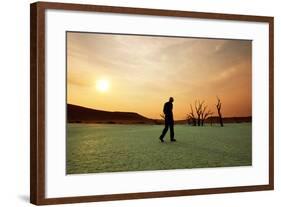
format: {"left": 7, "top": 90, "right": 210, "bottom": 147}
{"left": 67, "top": 32, "right": 252, "bottom": 118}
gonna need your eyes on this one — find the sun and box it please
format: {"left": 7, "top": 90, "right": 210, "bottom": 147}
{"left": 96, "top": 79, "right": 109, "bottom": 92}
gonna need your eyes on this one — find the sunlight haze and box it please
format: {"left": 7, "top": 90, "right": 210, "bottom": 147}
{"left": 67, "top": 32, "right": 252, "bottom": 120}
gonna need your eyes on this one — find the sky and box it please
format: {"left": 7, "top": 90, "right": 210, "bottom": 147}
{"left": 67, "top": 32, "right": 252, "bottom": 120}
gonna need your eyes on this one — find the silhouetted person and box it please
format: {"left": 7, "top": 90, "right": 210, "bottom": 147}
{"left": 159, "top": 97, "right": 176, "bottom": 142}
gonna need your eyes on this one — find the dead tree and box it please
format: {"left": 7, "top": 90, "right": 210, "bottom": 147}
{"left": 201, "top": 105, "right": 213, "bottom": 126}
{"left": 187, "top": 104, "right": 196, "bottom": 126}
{"left": 216, "top": 97, "right": 224, "bottom": 127}
{"left": 188, "top": 100, "right": 213, "bottom": 126}
{"left": 195, "top": 100, "right": 204, "bottom": 126}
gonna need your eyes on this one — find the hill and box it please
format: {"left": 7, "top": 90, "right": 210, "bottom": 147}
{"left": 205, "top": 116, "right": 252, "bottom": 123}
{"left": 67, "top": 104, "right": 153, "bottom": 124}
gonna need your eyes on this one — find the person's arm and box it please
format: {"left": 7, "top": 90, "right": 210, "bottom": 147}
{"left": 163, "top": 103, "right": 167, "bottom": 114}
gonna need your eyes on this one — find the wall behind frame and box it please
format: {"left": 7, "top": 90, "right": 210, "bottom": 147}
{"left": 0, "top": 0, "right": 280, "bottom": 206}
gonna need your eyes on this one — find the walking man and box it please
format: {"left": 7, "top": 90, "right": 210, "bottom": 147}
{"left": 159, "top": 97, "right": 176, "bottom": 142}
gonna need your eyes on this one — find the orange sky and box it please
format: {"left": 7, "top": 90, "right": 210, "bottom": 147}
{"left": 67, "top": 32, "right": 252, "bottom": 120}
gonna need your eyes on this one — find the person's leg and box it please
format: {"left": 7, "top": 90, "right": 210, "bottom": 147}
{"left": 159, "top": 120, "right": 169, "bottom": 141}
{"left": 169, "top": 120, "right": 176, "bottom": 141}
{"left": 169, "top": 122, "right": 174, "bottom": 140}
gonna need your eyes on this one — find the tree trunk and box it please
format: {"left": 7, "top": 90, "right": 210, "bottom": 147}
{"left": 216, "top": 97, "right": 224, "bottom": 127}
{"left": 197, "top": 117, "right": 201, "bottom": 126}
{"left": 218, "top": 111, "right": 223, "bottom": 127}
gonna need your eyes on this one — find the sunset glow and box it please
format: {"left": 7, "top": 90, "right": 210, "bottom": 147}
{"left": 67, "top": 32, "right": 252, "bottom": 120}
{"left": 96, "top": 79, "right": 109, "bottom": 93}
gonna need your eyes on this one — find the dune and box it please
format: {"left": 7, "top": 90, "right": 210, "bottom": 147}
{"left": 67, "top": 104, "right": 154, "bottom": 124}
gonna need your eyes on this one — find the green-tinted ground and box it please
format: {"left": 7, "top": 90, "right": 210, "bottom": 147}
{"left": 66, "top": 123, "right": 252, "bottom": 174}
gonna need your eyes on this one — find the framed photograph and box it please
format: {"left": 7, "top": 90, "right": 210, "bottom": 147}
{"left": 30, "top": 1, "right": 274, "bottom": 205}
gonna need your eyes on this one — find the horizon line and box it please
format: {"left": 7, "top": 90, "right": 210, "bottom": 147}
{"left": 67, "top": 103, "right": 252, "bottom": 121}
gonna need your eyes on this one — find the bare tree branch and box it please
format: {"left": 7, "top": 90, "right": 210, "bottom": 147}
{"left": 187, "top": 104, "right": 196, "bottom": 126}
{"left": 216, "top": 96, "right": 224, "bottom": 127}
{"left": 187, "top": 100, "right": 212, "bottom": 126}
